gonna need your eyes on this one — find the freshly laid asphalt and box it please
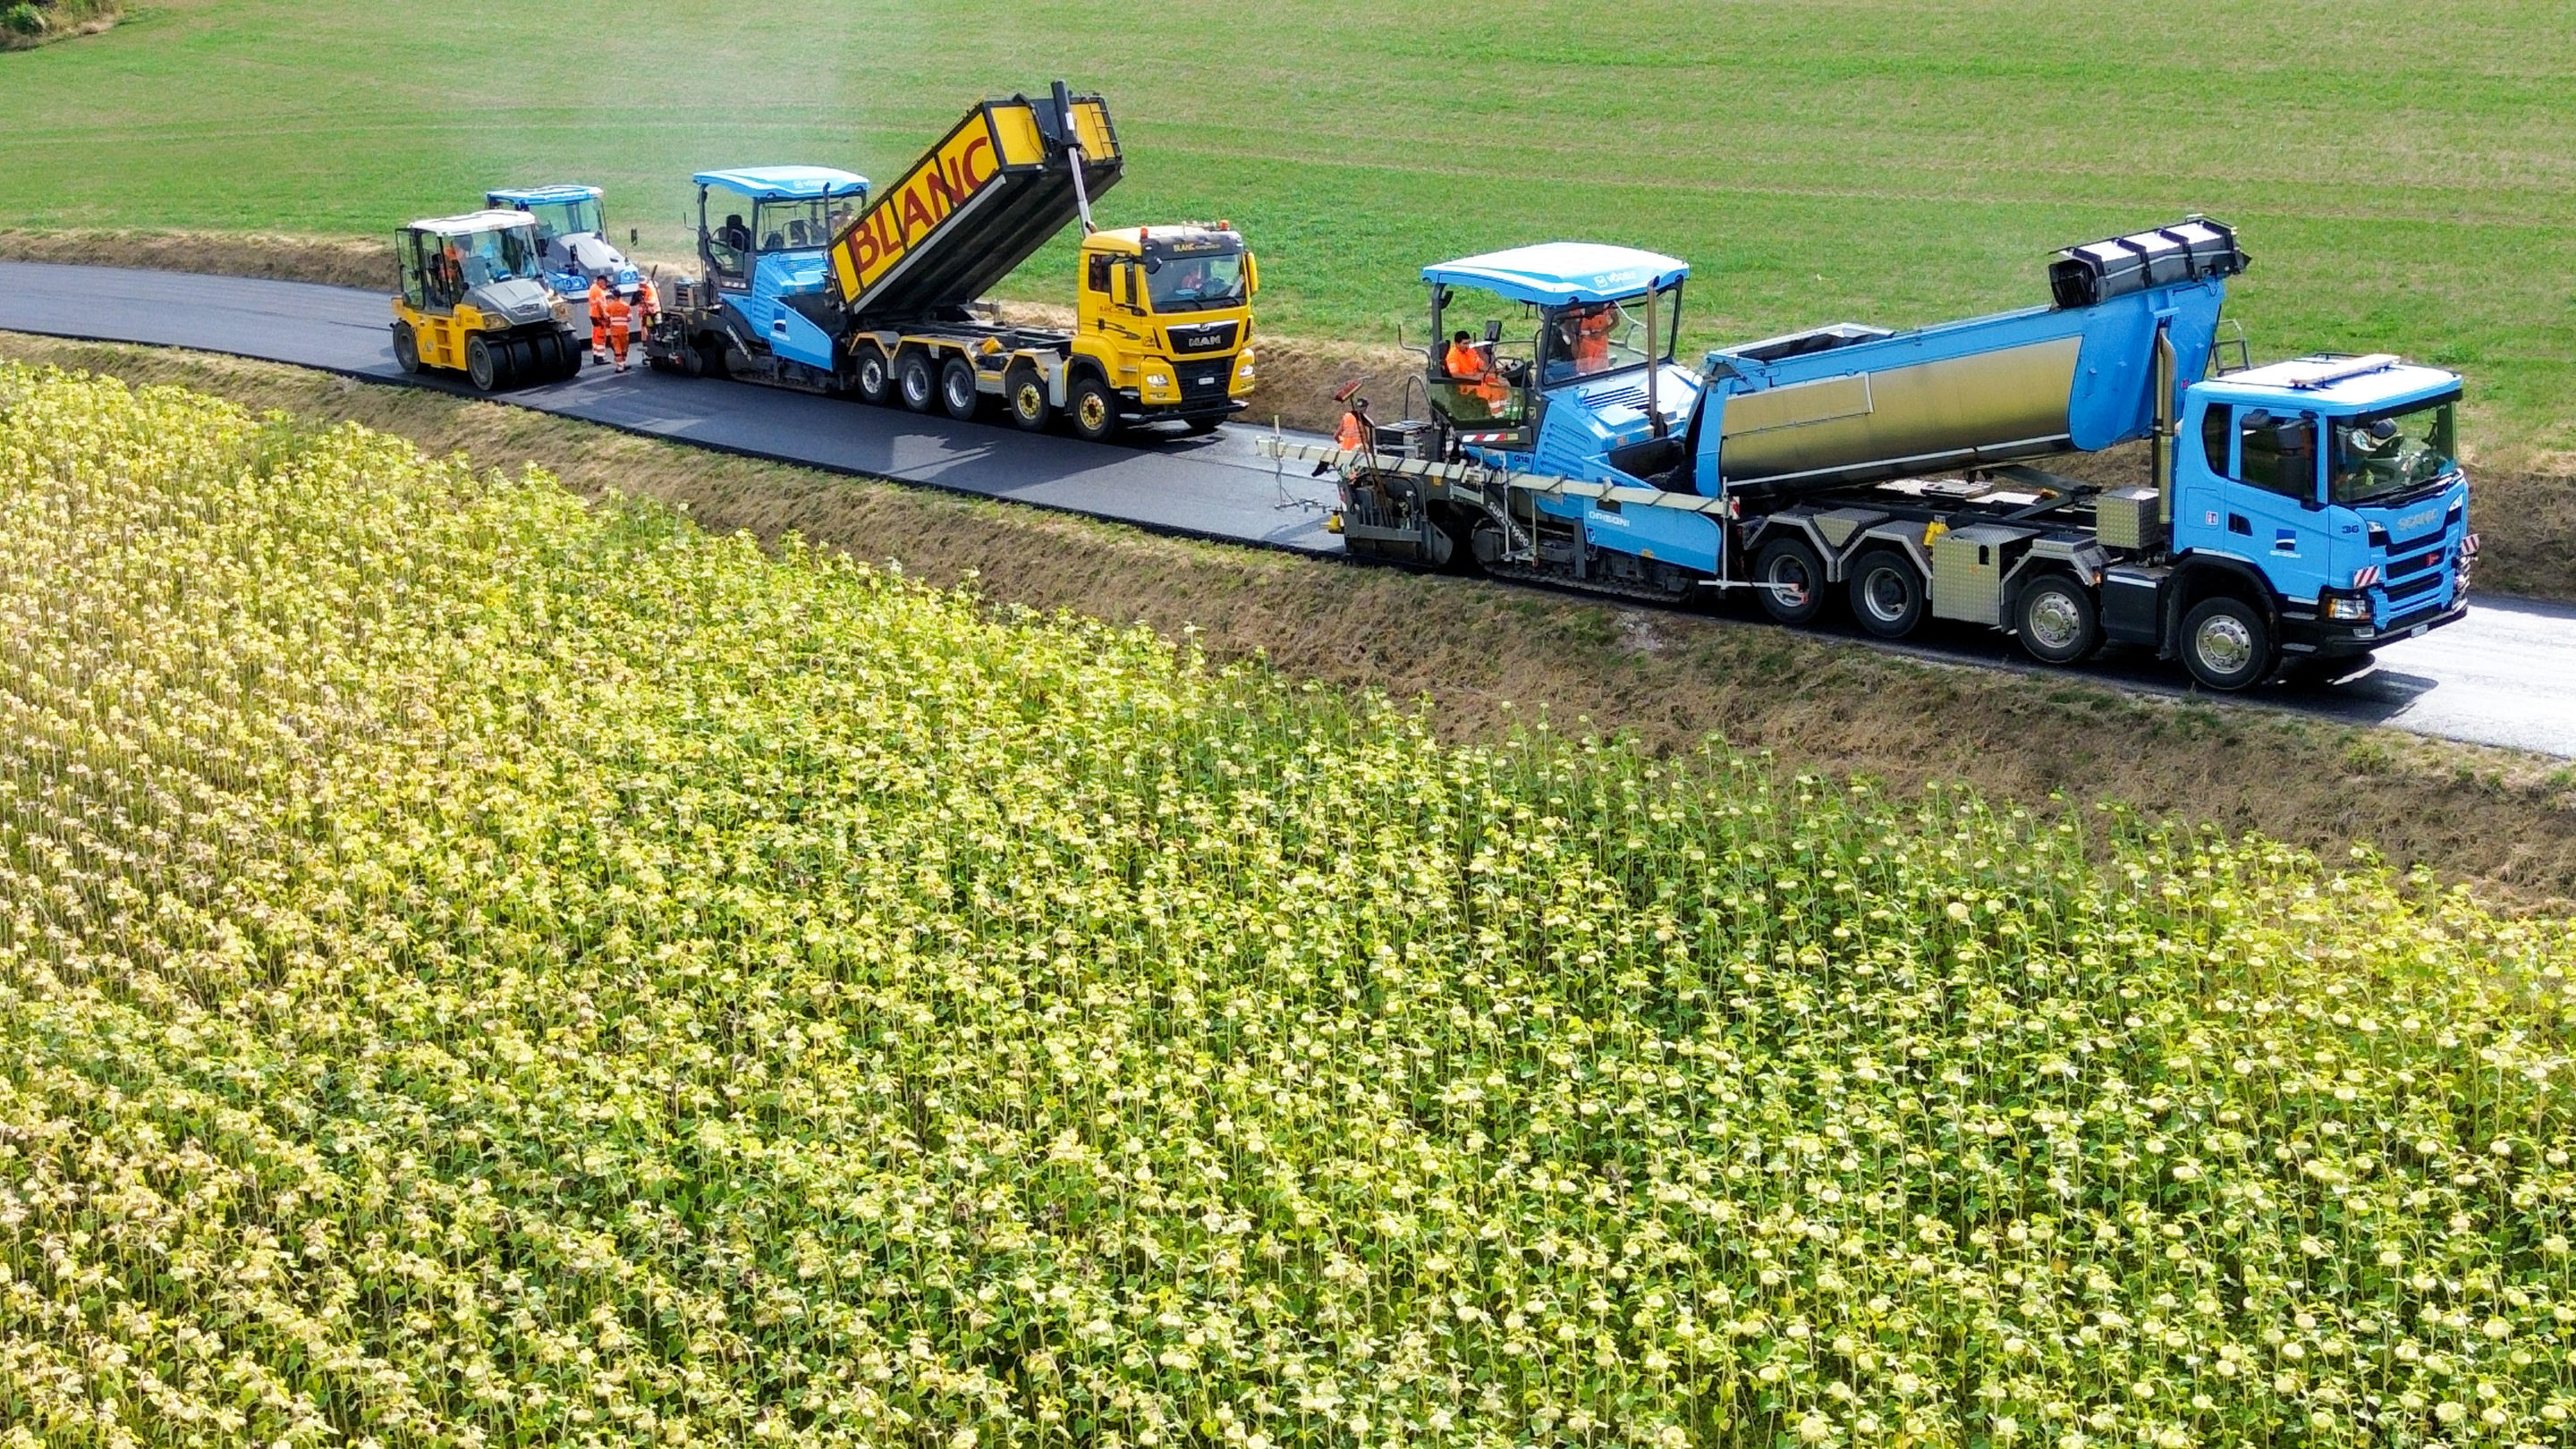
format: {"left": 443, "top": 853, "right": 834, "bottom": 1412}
{"left": 3, "top": 259, "right": 2570, "bottom": 758}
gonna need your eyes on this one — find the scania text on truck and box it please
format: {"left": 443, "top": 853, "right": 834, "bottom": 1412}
{"left": 1271, "top": 218, "right": 2473, "bottom": 691}
{"left": 647, "top": 84, "right": 1258, "bottom": 439}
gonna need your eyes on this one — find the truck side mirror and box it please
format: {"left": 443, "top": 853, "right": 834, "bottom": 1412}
{"left": 1244, "top": 252, "right": 1258, "bottom": 295}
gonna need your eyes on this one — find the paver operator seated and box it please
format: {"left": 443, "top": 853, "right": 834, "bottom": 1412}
{"left": 1443, "top": 330, "right": 1514, "bottom": 415}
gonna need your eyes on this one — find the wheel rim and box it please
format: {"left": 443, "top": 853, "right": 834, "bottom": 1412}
{"left": 1767, "top": 555, "right": 1812, "bottom": 606}
{"left": 945, "top": 370, "right": 975, "bottom": 412}
{"left": 860, "top": 358, "right": 884, "bottom": 394}
{"left": 468, "top": 340, "right": 495, "bottom": 389}
{"left": 1014, "top": 383, "right": 1044, "bottom": 420}
{"left": 1860, "top": 567, "right": 1910, "bottom": 623}
{"left": 902, "top": 364, "right": 930, "bottom": 406}
{"left": 2194, "top": 613, "right": 2256, "bottom": 676}
{"left": 1078, "top": 392, "right": 1107, "bottom": 431}
{"left": 2026, "top": 589, "right": 2085, "bottom": 651}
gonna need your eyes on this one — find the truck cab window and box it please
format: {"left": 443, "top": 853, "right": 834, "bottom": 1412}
{"left": 2199, "top": 404, "right": 2231, "bottom": 473}
{"left": 2234, "top": 411, "right": 2317, "bottom": 502}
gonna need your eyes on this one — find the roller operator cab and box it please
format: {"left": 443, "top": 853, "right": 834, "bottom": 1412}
{"left": 1305, "top": 217, "right": 2472, "bottom": 691}
{"left": 388, "top": 211, "right": 583, "bottom": 390}
{"left": 649, "top": 166, "right": 871, "bottom": 386}
{"left": 485, "top": 185, "right": 641, "bottom": 300}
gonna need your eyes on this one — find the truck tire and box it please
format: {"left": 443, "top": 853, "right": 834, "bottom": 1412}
{"left": 1847, "top": 548, "right": 1925, "bottom": 639}
{"left": 2180, "top": 595, "right": 2273, "bottom": 691}
{"left": 1004, "top": 365, "right": 1051, "bottom": 432}
{"left": 939, "top": 356, "right": 981, "bottom": 421}
{"left": 1068, "top": 375, "right": 1120, "bottom": 444}
{"left": 2015, "top": 573, "right": 2101, "bottom": 665}
{"left": 852, "top": 344, "right": 892, "bottom": 404}
{"left": 392, "top": 323, "right": 421, "bottom": 375}
{"left": 897, "top": 351, "right": 939, "bottom": 413}
{"left": 1754, "top": 536, "right": 1829, "bottom": 625}
{"left": 466, "top": 335, "right": 504, "bottom": 391}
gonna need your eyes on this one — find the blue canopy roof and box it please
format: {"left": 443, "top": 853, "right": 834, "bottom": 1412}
{"left": 486, "top": 184, "right": 603, "bottom": 206}
{"left": 1424, "top": 242, "right": 1689, "bottom": 306}
{"left": 693, "top": 166, "right": 870, "bottom": 201}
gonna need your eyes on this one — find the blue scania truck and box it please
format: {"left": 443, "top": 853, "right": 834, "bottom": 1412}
{"left": 1294, "top": 218, "right": 2474, "bottom": 691}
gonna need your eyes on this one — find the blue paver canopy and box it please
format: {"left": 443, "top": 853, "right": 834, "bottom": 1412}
{"left": 1423, "top": 242, "right": 1688, "bottom": 305}
{"left": 692, "top": 167, "right": 870, "bottom": 201}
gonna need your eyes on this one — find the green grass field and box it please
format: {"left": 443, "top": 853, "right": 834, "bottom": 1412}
{"left": 3, "top": 0, "right": 2572, "bottom": 458}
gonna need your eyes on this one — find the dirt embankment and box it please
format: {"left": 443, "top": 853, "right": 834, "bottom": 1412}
{"left": 8, "top": 226, "right": 2568, "bottom": 596}
{"left": 7, "top": 332, "right": 2571, "bottom": 906}
{"left": 0, "top": 0, "right": 119, "bottom": 50}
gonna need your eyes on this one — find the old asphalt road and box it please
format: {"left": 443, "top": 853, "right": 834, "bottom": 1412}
{"left": 4, "top": 259, "right": 2571, "bottom": 758}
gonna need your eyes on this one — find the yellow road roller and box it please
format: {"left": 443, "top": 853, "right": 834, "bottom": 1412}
{"left": 389, "top": 211, "right": 583, "bottom": 389}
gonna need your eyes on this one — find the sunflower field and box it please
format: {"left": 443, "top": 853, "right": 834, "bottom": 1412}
{"left": 3, "top": 363, "right": 2576, "bottom": 1449}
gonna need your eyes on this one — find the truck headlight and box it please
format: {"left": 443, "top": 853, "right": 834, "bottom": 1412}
{"left": 551, "top": 300, "right": 570, "bottom": 324}
{"left": 2320, "top": 591, "right": 2372, "bottom": 623}
{"left": 1235, "top": 353, "right": 1256, "bottom": 379}
{"left": 1147, "top": 373, "right": 1170, "bottom": 388}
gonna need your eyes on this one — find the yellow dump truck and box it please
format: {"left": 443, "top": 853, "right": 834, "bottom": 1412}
{"left": 647, "top": 83, "right": 1257, "bottom": 440}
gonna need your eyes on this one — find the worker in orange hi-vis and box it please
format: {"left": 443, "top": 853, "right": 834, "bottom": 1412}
{"left": 1444, "top": 330, "right": 1513, "bottom": 416}
{"left": 1573, "top": 304, "right": 1616, "bottom": 375}
{"left": 631, "top": 275, "right": 659, "bottom": 339}
{"left": 585, "top": 276, "right": 611, "bottom": 364}
{"left": 602, "top": 286, "right": 635, "bottom": 372}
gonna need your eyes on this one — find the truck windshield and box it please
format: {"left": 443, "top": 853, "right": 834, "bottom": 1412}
{"left": 1543, "top": 287, "right": 1682, "bottom": 385}
{"left": 453, "top": 226, "right": 543, "bottom": 285}
{"left": 523, "top": 196, "right": 602, "bottom": 241}
{"left": 2331, "top": 398, "right": 2457, "bottom": 505}
{"left": 753, "top": 197, "right": 849, "bottom": 252}
{"left": 1145, "top": 243, "right": 1246, "bottom": 313}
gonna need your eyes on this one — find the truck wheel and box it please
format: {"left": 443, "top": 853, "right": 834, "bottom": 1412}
{"left": 897, "top": 351, "right": 939, "bottom": 413}
{"left": 466, "top": 335, "right": 504, "bottom": 391}
{"left": 852, "top": 344, "right": 892, "bottom": 404}
{"left": 1068, "top": 375, "right": 1120, "bottom": 443}
{"left": 392, "top": 324, "right": 421, "bottom": 375}
{"left": 1004, "top": 365, "right": 1051, "bottom": 432}
{"left": 1847, "top": 548, "right": 1925, "bottom": 639}
{"left": 1754, "top": 536, "right": 1829, "bottom": 625}
{"left": 939, "top": 356, "right": 982, "bottom": 420}
{"left": 2181, "top": 595, "right": 2273, "bottom": 691}
{"left": 2016, "top": 573, "right": 2101, "bottom": 665}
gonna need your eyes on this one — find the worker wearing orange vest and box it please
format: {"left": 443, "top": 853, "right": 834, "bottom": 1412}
{"left": 586, "top": 276, "right": 611, "bottom": 364}
{"left": 1335, "top": 396, "right": 1371, "bottom": 451}
{"left": 1443, "top": 331, "right": 1513, "bottom": 416}
{"left": 631, "top": 275, "right": 658, "bottom": 337}
{"left": 1573, "top": 305, "right": 1615, "bottom": 375}
{"left": 602, "top": 287, "right": 635, "bottom": 372}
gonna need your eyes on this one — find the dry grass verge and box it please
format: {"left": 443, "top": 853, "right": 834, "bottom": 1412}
{"left": 0, "top": 0, "right": 118, "bottom": 49}
{"left": 6, "top": 329, "right": 2571, "bottom": 908}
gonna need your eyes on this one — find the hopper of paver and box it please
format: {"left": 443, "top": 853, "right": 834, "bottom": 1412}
{"left": 827, "top": 83, "right": 1123, "bottom": 324}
